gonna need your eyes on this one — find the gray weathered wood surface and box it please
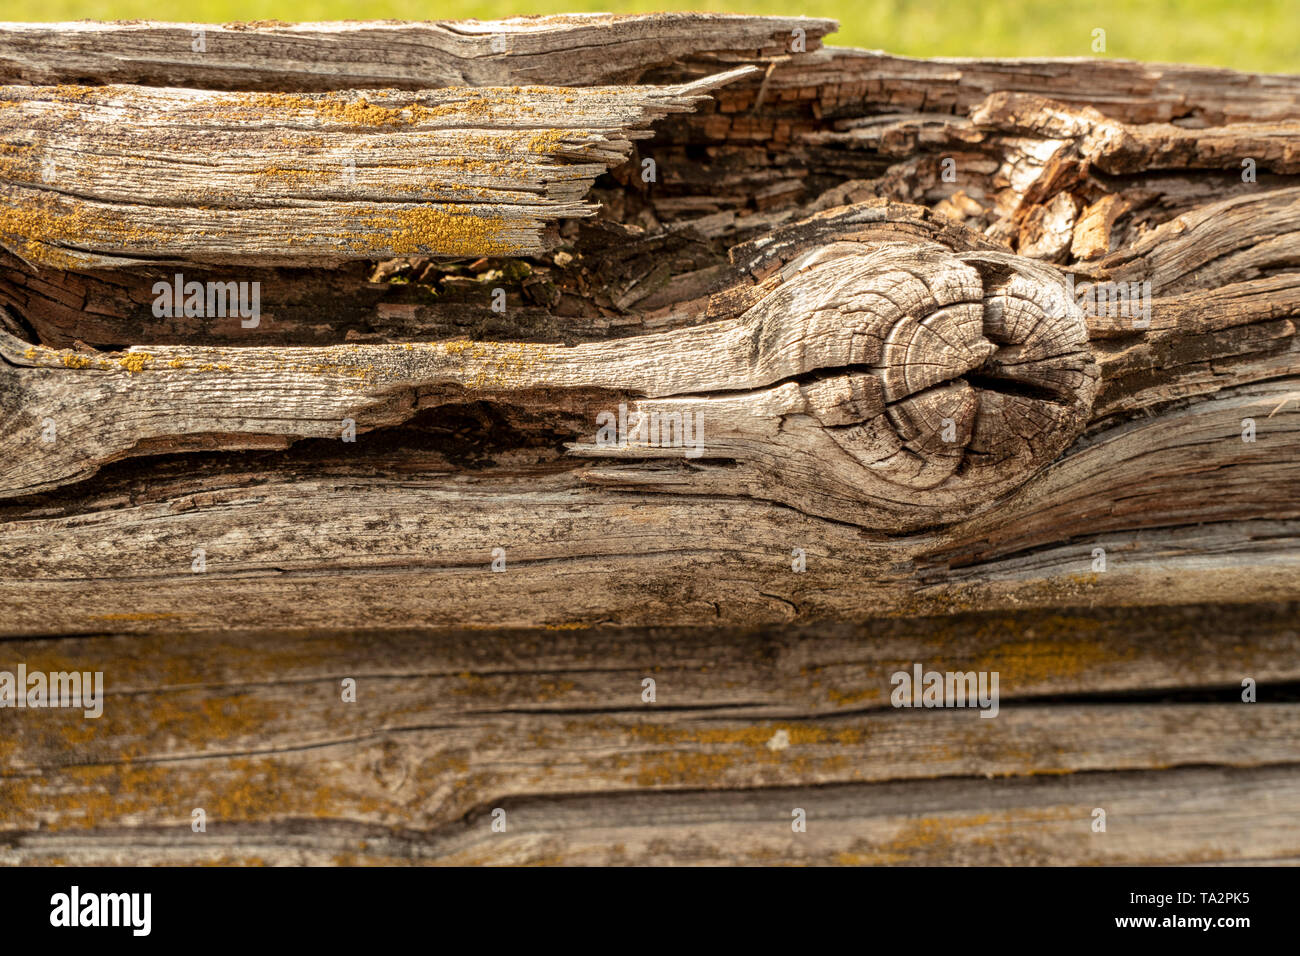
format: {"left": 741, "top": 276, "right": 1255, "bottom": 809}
{"left": 2, "top": 190, "right": 1296, "bottom": 633}
{"left": 0, "top": 70, "right": 753, "bottom": 268}
{"left": 0, "top": 15, "right": 834, "bottom": 89}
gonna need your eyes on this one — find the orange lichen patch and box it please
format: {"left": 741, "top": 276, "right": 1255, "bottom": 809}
{"left": 826, "top": 686, "right": 880, "bottom": 707}
{"left": 0, "top": 199, "right": 99, "bottom": 266}
{"left": 412, "top": 155, "right": 511, "bottom": 178}
{"left": 87, "top": 612, "right": 184, "bottom": 622}
{"left": 215, "top": 90, "right": 511, "bottom": 129}
{"left": 829, "top": 813, "right": 1001, "bottom": 865}
{"left": 874, "top": 806, "right": 1086, "bottom": 864}
{"left": 49, "top": 85, "right": 101, "bottom": 103}
{"left": 10, "top": 342, "right": 247, "bottom": 376}
{"left": 0, "top": 143, "right": 38, "bottom": 183}
{"left": 972, "top": 635, "right": 1133, "bottom": 690}
{"left": 280, "top": 134, "right": 325, "bottom": 148}
{"left": 256, "top": 166, "right": 330, "bottom": 186}
{"left": 2, "top": 684, "right": 287, "bottom": 766}
{"left": 355, "top": 205, "right": 519, "bottom": 258}
{"left": 633, "top": 751, "right": 737, "bottom": 787}
{"left": 419, "top": 339, "right": 555, "bottom": 389}
{"left": 0, "top": 755, "right": 391, "bottom": 832}
{"left": 527, "top": 128, "right": 586, "bottom": 154}
{"left": 0, "top": 191, "right": 196, "bottom": 268}
{"left": 10, "top": 636, "right": 191, "bottom": 692}
{"left": 117, "top": 351, "right": 154, "bottom": 374}
{"left": 15, "top": 342, "right": 113, "bottom": 371}
{"left": 200, "top": 635, "right": 353, "bottom": 680}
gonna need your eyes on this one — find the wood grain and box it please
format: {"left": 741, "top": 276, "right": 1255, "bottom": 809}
{"left": 2, "top": 604, "right": 1296, "bottom": 865}
{"left": 0, "top": 15, "right": 834, "bottom": 90}
{"left": 2, "top": 184, "right": 1296, "bottom": 634}
{"left": 0, "top": 215, "right": 1099, "bottom": 521}
{"left": 0, "top": 70, "right": 754, "bottom": 268}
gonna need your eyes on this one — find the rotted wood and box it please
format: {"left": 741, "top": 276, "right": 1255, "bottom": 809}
{"left": 2, "top": 183, "right": 1299, "bottom": 633}
{"left": 0, "top": 22, "right": 1294, "bottom": 634}
{"left": 0, "top": 205, "right": 1098, "bottom": 523}
{"left": 4, "top": 39, "right": 1297, "bottom": 347}
{"left": 2, "top": 603, "right": 1298, "bottom": 864}
{"left": 634, "top": 43, "right": 1300, "bottom": 259}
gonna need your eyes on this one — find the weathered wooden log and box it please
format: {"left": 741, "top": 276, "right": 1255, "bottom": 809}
{"left": 3, "top": 179, "right": 1296, "bottom": 635}
{"left": 1, "top": 13, "right": 1298, "bottom": 868}
{"left": 0, "top": 210, "right": 1099, "bottom": 526}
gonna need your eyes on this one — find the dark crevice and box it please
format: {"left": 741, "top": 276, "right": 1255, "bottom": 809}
{"left": 0, "top": 400, "right": 606, "bottom": 516}
{"left": 684, "top": 681, "right": 1300, "bottom": 725}
{"left": 0, "top": 304, "right": 40, "bottom": 345}
{"left": 919, "top": 512, "right": 1300, "bottom": 574}
{"left": 964, "top": 370, "right": 1070, "bottom": 405}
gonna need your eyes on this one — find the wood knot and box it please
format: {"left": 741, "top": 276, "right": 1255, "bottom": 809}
{"left": 776, "top": 242, "right": 1098, "bottom": 517}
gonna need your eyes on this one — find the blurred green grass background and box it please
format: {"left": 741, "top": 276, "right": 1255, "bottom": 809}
{"left": 3, "top": 1, "right": 1295, "bottom": 73}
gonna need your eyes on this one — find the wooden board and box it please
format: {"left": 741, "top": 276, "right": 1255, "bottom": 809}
{"left": 0, "top": 15, "right": 834, "bottom": 90}
{"left": 0, "top": 70, "right": 753, "bottom": 268}
{"left": 1, "top": 192, "right": 1297, "bottom": 633}
{"left": 3, "top": 603, "right": 1298, "bottom": 865}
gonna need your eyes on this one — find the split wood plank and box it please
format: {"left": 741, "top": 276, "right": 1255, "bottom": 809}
{"left": 1, "top": 382, "right": 1298, "bottom": 635}
{"left": 2, "top": 604, "right": 1296, "bottom": 864}
{"left": 0, "top": 226, "right": 1099, "bottom": 520}
{"left": 0, "top": 15, "right": 835, "bottom": 90}
{"left": 0, "top": 69, "right": 754, "bottom": 268}
{"left": 0, "top": 189, "right": 1297, "bottom": 632}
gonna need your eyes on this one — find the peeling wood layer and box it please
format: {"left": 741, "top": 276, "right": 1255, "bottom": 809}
{"left": 0, "top": 15, "right": 835, "bottom": 90}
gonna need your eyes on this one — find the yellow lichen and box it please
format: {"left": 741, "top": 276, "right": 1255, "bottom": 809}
{"left": 216, "top": 89, "right": 508, "bottom": 129}
{"left": 361, "top": 206, "right": 517, "bottom": 257}
{"left": 117, "top": 351, "right": 154, "bottom": 374}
